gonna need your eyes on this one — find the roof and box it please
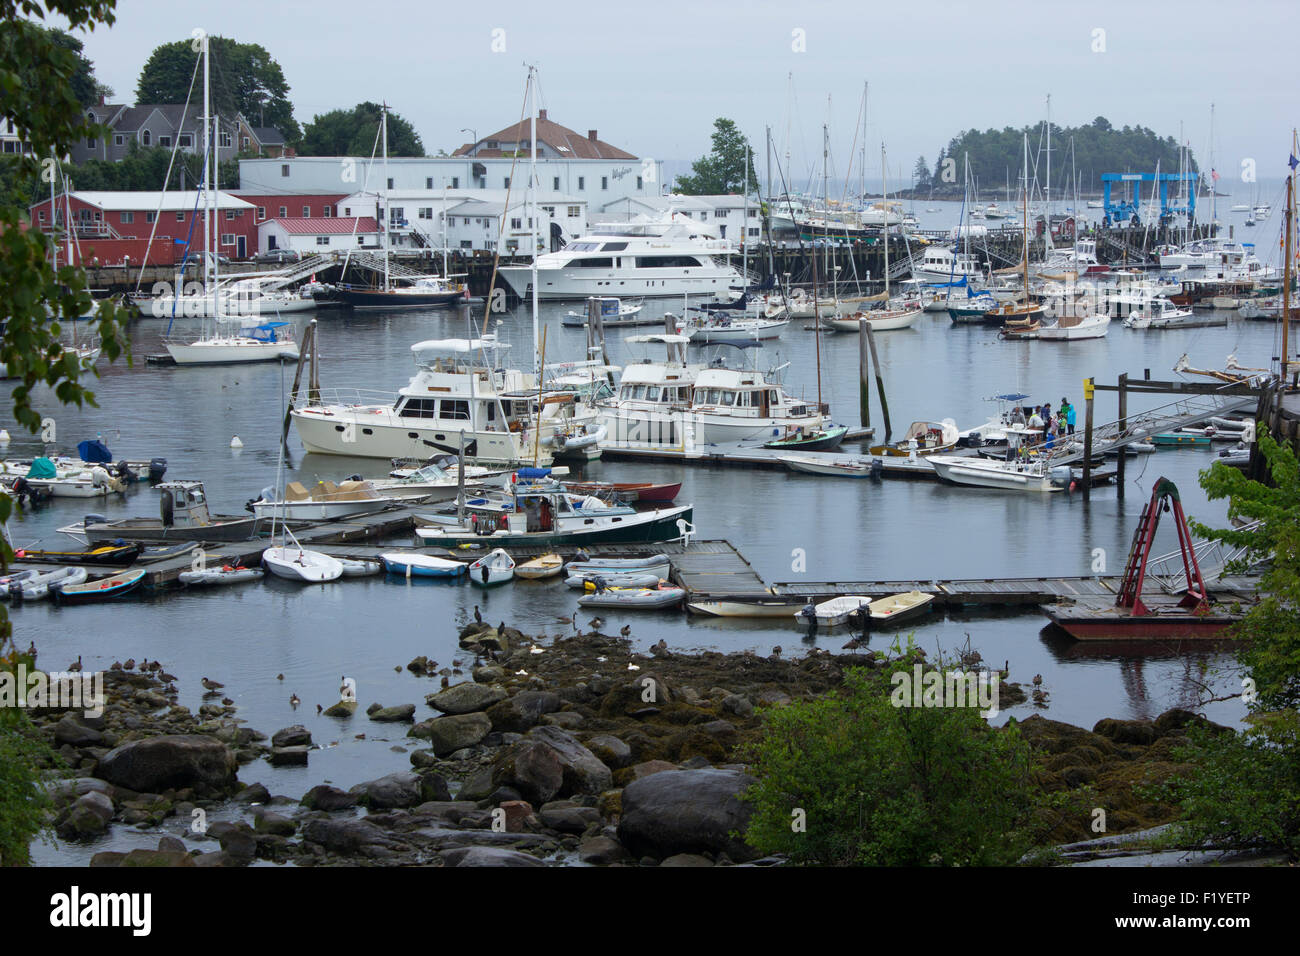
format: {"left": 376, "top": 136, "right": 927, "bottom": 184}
{"left": 454, "top": 112, "right": 636, "bottom": 161}
{"left": 263, "top": 217, "right": 378, "bottom": 235}
{"left": 56, "top": 191, "right": 254, "bottom": 212}
{"left": 251, "top": 127, "right": 285, "bottom": 146}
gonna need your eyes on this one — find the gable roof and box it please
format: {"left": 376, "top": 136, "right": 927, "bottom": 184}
{"left": 454, "top": 111, "right": 636, "bottom": 161}
{"left": 266, "top": 216, "right": 378, "bottom": 235}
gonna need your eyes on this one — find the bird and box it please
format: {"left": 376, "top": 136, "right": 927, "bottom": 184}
{"left": 627, "top": 663, "right": 641, "bottom": 671}
{"left": 290, "top": 693, "right": 301, "bottom": 707}
{"left": 394, "top": 665, "right": 401, "bottom": 672}
{"left": 147, "top": 660, "right": 161, "bottom": 672}
{"left": 841, "top": 637, "right": 866, "bottom": 652}
{"left": 1032, "top": 673, "right": 1043, "bottom": 687}
{"left": 26, "top": 641, "right": 36, "bottom": 657}
{"left": 68, "top": 656, "right": 82, "bottom": 673}
{"left": 123, "top": 659, "right": 135, "bottom": 671}
{"left": 201, "top": 677, "right": 223, "bottom": 691}
{"left": 498, "top": 621, "right": 506, "bottom": 636}
{"left": 276, "top": 673, "right": 284, "bottom": 681}
{"left": 221, "top": 697, "right": 234, "bottom": 706}
{"left": 315, "top": 703, "right": 322, "bottom": 715}
{"left": 620, "top": 625, "right": 631, "bottom": 637}
{"left": 111, "top": 661, "right": 122, "bottom": 671}
{"left": 590, "top": 616, "right": 605, "bottom": 630}
{"left": 440, "top": 676, "right": 450, "bottom": 688}
{"left": 771, "top": 645, "right": 783, "bottom": 657}
{"left": 473, "top": 605, "right": 483, "bottom": 625}
{"left": 529, "top": 644, "right": 545, "bottom": 655}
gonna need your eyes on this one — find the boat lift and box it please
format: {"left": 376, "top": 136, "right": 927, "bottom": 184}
{"left": 1115, "top": 477, "right": 1208, "bottom": 617}
{"left": 1101, "top": 172, "right": 1198, "bottom": 226}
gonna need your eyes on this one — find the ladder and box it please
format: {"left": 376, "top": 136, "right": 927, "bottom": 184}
{"left": 1116, "top": 477, "right": 1209, "bottom": 616}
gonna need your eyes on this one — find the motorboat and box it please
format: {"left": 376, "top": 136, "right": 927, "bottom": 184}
{"left": 1123, "top": 296, "right": 1194, "bottom": 329}
{"left": 687, "top": 597, "right": 810, "bottom": 617}
{"left": 762, "top": 425, "right": 849, "bottom": 452}
{"left": 780, "top": 455, "right": 880, "bottom": 478}
{"left": 147, "top": 276, "right": 317, "bottom": 319}
{"left": 369, "top": 458, "right": 506, "bottom": 501}
{"left": 560, "top": 481, "right": 682, "bottom": 503}
{"left": 2, "top": 457, "right": 127, "bottom": 499}
{"left": 178, "top": 565, "right": 264, "bottom": 587}
{"left": 795, "top": 595, "right": 869, "bottom": 627}
{"left": 468, "top": 548, "right": 515, "bottom": 587}
{"left": 869, "top": 420, "right": 959, "bottom": 457}
{"left": 864, "top": 590, "right": 935, "bottom": 626}
{"left": 911, "top": 248, "right": 986, "bottom": 285}
{"left": 561, "top": 299, "right": 649, "bottom": 328}
{"left": 566, "top": 570, "right": 664, "bottom": 590}
{"left": 334, "top": 275, "right": 467, "bottom": 309}
{"left": 576, "top": 583, "right": 685, "bottom": 609}
{"left": 248, "top": 479, "right": 400, "bottom": 522}
{"left": 928, "top": 454, "right": 1075, "bottom": 493}
{"left": 64, "top": 480, "right": 266, "bottom": 545}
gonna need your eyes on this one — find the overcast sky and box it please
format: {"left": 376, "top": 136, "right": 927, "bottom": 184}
{"left": 68, "top": 0, "right": 1297, "bottom": 192}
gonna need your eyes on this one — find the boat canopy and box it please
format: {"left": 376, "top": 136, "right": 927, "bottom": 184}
{"left": 627, "top": 334, "right": 691, "bottom": 345}
{"left": 411, "top": 337, "right": 509, "bottom": 355}
{"left": 26, "top": 457, "right": 57, "bottom": 479}
{"left": 77, "top": 439, "right": 112, "bottom": 463}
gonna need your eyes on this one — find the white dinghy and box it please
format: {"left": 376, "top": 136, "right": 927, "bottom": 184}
{"left": 468, "top": 548, "right": 515, "bottom": 587}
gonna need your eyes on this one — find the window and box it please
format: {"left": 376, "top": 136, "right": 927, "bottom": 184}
{"left": 601, "top": 177, "right": 608, "bottom": 190}
{"left": 600, "top": 242, "right": 628, "bottom": 252}
{"left": 486, "top": 140, "right": 498, "bottom": 149}
{"left": 637, "top": 176, "right": 643, "bottom": 189}
{"left": 87, "top": 137, "right": 97, "bottom": 149}
{"left": 635, "top": 255, "right": 703, "bottom": 268}
{"left": 220, "top": 233, "right": 234, "bottom": 246}
{"left": 241, "top": 136, "right": 249, "bottom": 149}
{"left": 389, "top": 207, "right": 404, "bottom": 222}
{"left": 120, "top": 211, "right": 133, "bottom": 224}
{"left": 279, "top": 206, "right": 287, "bottom": 217}
{"left": 179, "top": 134, "right": 192, "bottom": 148}
{"left": 503, "top": 177, "right": 510, "bottom": 188}
{"left": 553, "top": 176, "right": 560, "bottom": 190}
{"left": 577, "top": 176, "right": 584, "bottom": 190}
{"left": 176, "top": 211, "right": 185, "bottom": 222}
{"left": 226, "top": 210, "right": 235, "bottom": 220}
{"left": 219, "top": 132, "right": 231, "bottom": 149}
{"left": 159, "top": 136, "right": 171, "bottom": 148}
{"left": 572, "top": 257, "right": 613, "bottom": 268}
{"left": 439, "top": 400, "right": 470, "bottom": 420}
{"left": 280, "top": 164, "right": 289, "bottom": 177}
{"left": 568, "top": 205, "right": 581, "bottom": 217}
{"left": 142, "top": 130, "right": 151, "bottom": 146}
{"left": 37, "top": 211, "right": 45, "bottom": 221}
{"left": 316, "top": 236, "right": 330, "bottom": 245}
{"left": 418, "top": 207, "right": 432, "bottom": 219}
{"left": 748, "top": 227, "right": 760, "bottom": 237}
{"left": 302, "top": 206, "right": 310, "bottom": 217}
{"left": 256, "top": 206, "right": 265, "bottom": 221}
{"left": 146, "top": 211, "right": 156, "bottom": 223}
{"left": 450, "top": 177, "right": 458, "bottom": 189}
{"left": 386, "top": 177, "right": 394, "bottom": 190}
{"left": 511, "top": 217, "right": 522, "bottom": 229}
{"left": 322, "top": 205, "right": 332, "bottom": 218}
{"left": 113, "top": 134, "right": 125, "bottom": 147}
{"left": 426, "top": 177, "right": 433, "bottom": 189}
{"left": 460, "top": 240, "right": 473, "bottom": 249}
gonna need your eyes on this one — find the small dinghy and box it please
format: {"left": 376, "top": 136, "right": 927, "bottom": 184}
{"left": 863, "top": 590, "right": 935, "bottom": 626}
{"left": 566, "top": 571, "right": 665, "bottom": 590}
{"left": 14, "top": 542, "right": 143, "bottom": 566}
{"left": 338, "top": 558, "right": 383, "bottom": 577}
{"left": 565, "top": 554, "right": 671, "bottom": 578}
{"left": 7, "top": 566, "right": 89, "bottom": 602}
{"left": 762, "top": 425, "right": 849, "bottom": 452}
{"left": 795, "top": 595, "right": 870, "bottom": 627}
{"left": 381, "top": 553, "right": 467, "bottom": 578}
{"left": 469, "top": 548, "right": 515, "bottom": 587}
{"left": 577, "top": 584, "right": 686, "bottom": 609}
{"left": 136, "top": 541, "right": 199, "bottom": 564}
{"left": 262, "top": 546, "right": 344, "bottom": 583}
{"left": 178, "top": 565, "right": 264, "bottom": 587}
{"left": 516, "top": 553, "right": 564, "bottom": 580}
{"left": 51, "top": 568, "right": 146, "bottom": 605}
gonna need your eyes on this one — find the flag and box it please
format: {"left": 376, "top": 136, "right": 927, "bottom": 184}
{"left": 1211, "top": 168, "right": 1219, "bottom": 181}
{"left": 1290, "top": 153, "right": 1299, "bottom": 172}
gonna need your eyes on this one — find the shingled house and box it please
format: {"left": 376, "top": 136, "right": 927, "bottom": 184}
{"left": 72, "top": 102, "right": 292, "bottom": 165}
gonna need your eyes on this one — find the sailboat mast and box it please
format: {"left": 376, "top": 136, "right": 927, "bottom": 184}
{"left": 882, "top": 143, "right": 889, "bottom": 299}
{"left": 1022, "top": 132, "right": 1030, "bottom": 296}
{"left": 49, "top": 149, "right": 57, "bottom": 272}
{"left": 202, "top": 34, "right": 211, "bottom": 295}
{"left": 1045, "top": 94, "right": 1051, "bottom": 218}
{"left": 529, "top": 65, "right": 540, "bottom": 379}
{"left": 1284, "top": 130, "right": 1296, "bottom": 382}
{"left": 382, "top": 104, "right": 390, "bottom": 292}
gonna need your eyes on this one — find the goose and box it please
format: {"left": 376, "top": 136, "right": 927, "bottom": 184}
{"left": 26, "top": 641, "right": 36, "bottom": 658}
{"left": 123, "top": 659, "right": 135, "bottom": 671}
{"left": 771, "top": 645, "right": 783, "bottom": 657}
{"left": 589, "top": 617, "right": 605, "bottom": 630}
{"left": 68, "top": 656, "right": 82, "bottom": 673}
{"left": 529, "top": 644, "right": 545, "bottom": 655}
{"left": 201, "top": 677, "right": 224, "bottom": 691}
{"left": 315, "top": 703, "right": 322, "bottom": 715}
{"left": 841, "top": 637, "right": 866, "bottom": 652}
{"left": 276, "top": 673, "right": 284, "bottom": 681}
{"left": 620, "top": 625, "right": 631, "bottom": 637}
{"left": 1032, "top": 674, "right": 1043, "bottom": 686}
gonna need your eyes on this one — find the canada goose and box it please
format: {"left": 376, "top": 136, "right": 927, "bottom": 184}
{"left": 771, "top": 645, "right": 783, "bottom": 657}
{"left": 26, "top": 641, "right": 36, "bottom": 657}
{"left": 620, "top": 625, "right": 631, "bottom": 637}
{"left": 315, "top": 704, "right": 322, "bottom": 715}
{"left": 68, "top": 656, "right": 82, "bottom": 673}
{"left": 590, "top": 617, "right": 605, "bottom": 630}
{"left": 201, "top": 677, "right": 223, "bottom": 691}
{"left": 123, "top": 659, "right": 135, "bottom": 671}
{"left": 290, "top": 694, "right": 301, "bottom": 707}
{"left": 394, "top": 665, "right": 401, "bottom": 672}
{"left": 440, "top": 676, "right": 450, "bottom": 688}
{"left": 276, "top": 673, "right": 284, "bottom": 681}
{"left": 1032, "top": 674, "right": 1043, "bottom": 686}
{"left": 841, "top": 637, "right": 866, "bottom": 652}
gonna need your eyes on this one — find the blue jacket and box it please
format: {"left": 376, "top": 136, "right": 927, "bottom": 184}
{"left": 1065, "top": 405, "right": 1076, "bottom": 426}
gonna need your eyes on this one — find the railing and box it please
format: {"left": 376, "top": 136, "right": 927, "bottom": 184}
{"left": 1146, "top": 519, "right": 1268, "bottom": 592}
{"left": 294, "top": 387, "right": 400, "bottom": 409}
{"left": 260, "top": 253, "right": 338, "bottom": 289}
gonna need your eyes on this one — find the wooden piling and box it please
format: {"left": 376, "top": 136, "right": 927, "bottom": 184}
{"left": 1082, "top": 377, "right": 1095, "bottom": 501}
{"left": 281, "top": 318, "right": 315, "bottom": 445}
{"left": 1116, "top": 372, "right": 1127, "bottom": 497}
{"left": 858, "top": 317, "right": 871, "bottom": 428}
{"left": 864, "top": 323, "right": 891, "bottom": 442}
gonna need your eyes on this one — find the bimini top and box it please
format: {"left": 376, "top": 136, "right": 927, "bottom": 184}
{"left": 410, "top": 336, "right": 510, "bottom": 355}
{"left": 626, "top": 334, "right": 691, "bottom": 345}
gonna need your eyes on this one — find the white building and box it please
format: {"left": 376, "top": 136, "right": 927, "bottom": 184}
{"left": 594, "top": 194, "right": 761, "bottom": 244}
{"left": 1, "top": 117, "right": 32, "bottom": 156}
{"left": 258, "top": 216, "right": 380, "bottom": 256}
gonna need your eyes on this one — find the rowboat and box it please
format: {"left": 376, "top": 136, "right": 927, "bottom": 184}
{"left": 468, "top": 548, "right": 515, "bottom": 587}
{"left": 795, "top": 596, "right": 870, "bottom": 627}
{"left": 687, "top": 597, "right": 809, "bottom": 617}
{"left": 762, "top": 425, "right": 849, "bottom": 452}
{"left": 565, "top": 554, "right": 670, "bottom": 573}
{"left": 577, "top": 584, "right": 686, "bottom": 609}
{"left": 13, "top": 543, "right": 143, "bottom": 566}
{"left": 780, "top": 455, "right": 879, "bottom": 478}
{"left": 6, "top": 566, "right": 88, "bottom": 602}
{"left": 51, "top": 568, "right": 147, "bottom": 605}
{"left": 338, "top": 558, "right": 383, "bottom": 577}
{"left": 865, "top": 590, "right": 935, "bottom": 626}
{"left": 262, "top": 546, "right": 344, "bottom": 583}
{"left": 177, "top": 565, "right": 264, "bottom": 587}
{"left": 515, "top": 553, "right": 565, "bottom": 580}
{"left": 869, "top": 420, "right": 959, "bottom": 457}
{"left": 380, "top": 553, "right": 467, "bottom": 578}
{"left": 559, "top": 482, "right": 682, "bottom": 504}
{"left": 566, "top": 571, "right": 665, "bottom": 590}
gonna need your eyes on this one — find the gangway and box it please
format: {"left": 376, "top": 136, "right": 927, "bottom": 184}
{"left": 259, "top": 254, "right": 338, "bottom": 290}
{"left": 1147, "top": 519, "right": 1268, "bottom": 594}
{"left": 345, "top": 251, "right": 435, "bottom": 280}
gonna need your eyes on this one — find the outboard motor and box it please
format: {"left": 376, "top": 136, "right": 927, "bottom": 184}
{"left": 114, "top": 460, "right": 132, "bottom": 480}
{"left": 148, "top": 458, "right": 168, "bottom": 483}
{"left": 869, "top": 458, "right": 884, "bottom": 481}
{"left": 83, "top": 513, "right": 106, "bottom": 526}
{"left": 1049, "top": 465, "right": 1073, "bottom": 489}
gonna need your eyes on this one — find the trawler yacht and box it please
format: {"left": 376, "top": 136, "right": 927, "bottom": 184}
{"left": 597, "top": 334, "right": 825, "bottom": 450}
{"left": 498, "top": 216, "right": 742, "bottom": 300}
{"left": 290, "top": 336, "right": 600, "bottom": 466}
{"left": 911, "top": 247, "right": 987, "bottom": 284}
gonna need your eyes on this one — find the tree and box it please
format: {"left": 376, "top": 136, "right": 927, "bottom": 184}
{"left": 912, "top": 155, "right": 930, "bottom": 190}
{"left": 299, "top": 102, "right": 424, "bottom": 157}
{"left": 69, "top": 143, "right": 241, "bottom": 192}
{"left": 135, "top": 37, "right": 301, "bottom": 145}
{"left": 674, "top": 118, "right": 758, "bottom": 196}
{"left": 742, "top": 664, "right": 1040, "bottom": 865}
{"left": 0, "top": 0, "right": 128, "bottom": 866}
{"left": 44, "top": 26, "right": 101, "bottom": 107}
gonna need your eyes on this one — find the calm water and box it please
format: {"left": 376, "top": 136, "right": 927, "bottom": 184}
{"left": 7, "top": 290, "right": 1277, "bottom": 863}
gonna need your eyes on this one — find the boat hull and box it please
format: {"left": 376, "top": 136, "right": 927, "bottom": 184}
{"left": 1042, "top": 602, "right": 1239, "bottom": 640}
{"left": 51, "top": 569, "right": 146, "bottom": 605}
{"left": 166, "top": 340, "right": 299, "bottom": 365}
{"left": 335, "top": 288, "right": 465, "bottom": 309}
{"left": 416, "top": 507, "right": 692, "bottom": 549}
{"left": 292, "top": 408, "right": 547, "bottom": 465}
{"left": 262, "top": 547, "right": 344, "bottom": 582}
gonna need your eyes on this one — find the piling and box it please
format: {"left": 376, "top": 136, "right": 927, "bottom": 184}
{"left": 864, "top": 323, "right": 891, "bottom": 442}
{"left": 1116, "top": 372, "right": 1127, "bottom": 497}
{"left": 858, "top": 317, "right": 871, "bottom": 428}
{"left": 1082, "top": 377, "right": 1095, "bottom": 501}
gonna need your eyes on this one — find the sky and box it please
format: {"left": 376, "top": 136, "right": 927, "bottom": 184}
{"left": 64, "top": 0, "right": 1299, "bottom": 193}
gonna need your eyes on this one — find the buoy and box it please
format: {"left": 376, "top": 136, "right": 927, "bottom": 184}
{"left": 0, "top": 429, "right": 9, "bottom": 444}
{"left": 230, "top": 436, "right": 243, "bottom": 448}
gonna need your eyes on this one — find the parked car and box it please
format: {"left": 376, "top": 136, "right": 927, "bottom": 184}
{"left": 254, "top": 249, "right": 302, "bottom": 264}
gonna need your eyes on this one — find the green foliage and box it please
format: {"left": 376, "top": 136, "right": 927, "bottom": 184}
{"left": 674, "top": 118, "right": 758, "bottom": 196}
{"left": 299, "top": 102, "right": 424, "bottom": 157}
{"left": 135, "top": 36, "right": 301, "bottom": 145}
{"left": 741, "top": 666, "right": 1040, "bottom": 865}
{"left": 912, "top": 155, "right": 930, "bottom": 189}
{"left": 1191, "top": 428, "right": 1300, "bottom": 710}
{"left": 68, "top": 143, "right": 241, "bottom": 192}
{"left": 934, "top": 116, "right": 1192, "bottom": 193}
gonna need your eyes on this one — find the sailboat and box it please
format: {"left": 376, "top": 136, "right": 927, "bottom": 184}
{"left": 164, "top": 36, "right": 300, "bottom": 366}
{"left": 334, "top": 105, "right": 467, "bottom": 309}
{"left": 985, "top": 133, "right": 1045, "bottom": 329}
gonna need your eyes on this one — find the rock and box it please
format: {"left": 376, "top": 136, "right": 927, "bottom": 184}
{"left": 699, "top": 720, "right": 738, "bottom": 743}
{"left": 473, "top": 664, "right": 506, "bottom": 684}
{"left": 62, "top": 791, "right": 115, "bottom": 837}
{"left": 578, "top": 834, "right": 629, "bottom": 864}
{"left": 585, "top": 734, "right": 633, "bottom": 769}
{"left": 540, "top": 801, "right": 602, "bottom": 834}
{"left": 300, "top": 784, "right": 358, "bottom": 812}
{"left": 96, "top": 734, "right": 237, "bottom": 796}
{"left": 721, "top": 694, "right": 754, "bottom": 718}
{"left": 428, "top": 682, "right": 507, "bottom": 715}
{"left": 271, "top": 725, "right": 312, "bottom": 748}
{"left": 498, "top": 800, "right": 535, "bottom": 832}
{"left": 118, "top": 849, "right": 196, "bottom": 867}
{"left": 300, "top": 818, "right": 396, "bottom": 853}
{"left": 54, "top": 715, "right": 104, "bottom": 747}
{"left": 233, "top": 782, "right": 271, "bottom": 804}
{"left": 268, "top": 745, "right": 310, "bottom": 767}
{"left": 527, "top": 726, "right": 613, "bottom": 796}
{"left": 618, "top": 768, "right": 757, "bottom": 862}
{"left": 628, "top": 760, "right": 678, "bottom": 781}
{"left": 215, "top": 823, "right": 257, "bottom": 863}
{"left": 423, "top": 712, "right": 492, "bottom": 756}
{"left": 409, "top": 749, "right": 439, "bottom": 770}
{"left": 368, "top": 703, "right": 416, "bottom": 723}
{"left": 486, "top": 690, "right": 561, "bottom": 733}
{"left": 541, "top": 711, "right": 586, "bottom": 730}
{"left": 441, "top": 846, "right": 543, "bottom": 867}
{"left": 456, "top": 767, "right": 496, "bottom": 802}
{"left": 491, "top": 740, "right": 564, "bottom": 805}
{"left": 661, "top": 853, "right": 714, "bottom": 866}
{"left": 1092, "top": 718, "right": 1156, "bottom": 746}
{"left": 157, "top": 835, "right": 187, "bottom": 853}
{"left": 353, "top": 771, "right": 429, "bottom": 809}
{"left": 407, "top": 656, "right": 431, "bottom": 675}
{"left": 322, "top": 700, "right": 357, "bottom": 718}
{"left": 253, "top": 810, "right": 297, "bottom": 837}
{"left": 755, "top": 689, "right": 792, "bottom": 707}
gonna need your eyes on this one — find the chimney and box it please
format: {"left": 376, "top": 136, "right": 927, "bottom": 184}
{"left": 538, "top": 109, "right": 547, "bottom": 121}
{"left": 588, "top": 130, "right": 598, "bottom": 142}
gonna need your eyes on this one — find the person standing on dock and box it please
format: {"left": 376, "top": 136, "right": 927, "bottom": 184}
{"left": 1061, "top": 397, "right": 1076, "bottom": 435}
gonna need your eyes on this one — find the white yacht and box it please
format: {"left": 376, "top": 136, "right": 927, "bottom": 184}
{"left": 597, "top": 334, "right": 825, "bottom": 449}
{"left": 165, "top": 322, "right": 299, "bottom": 365}
{"left": 912, "top": 247, "right": 986, "bottom": 284}
{"left": 148, "top": 276, "right": 316, "bottom": 319}
{"left": 1123, "top": 296, "right": 1194, "bottom": 329}
{"left": 1157, "top": 238, "right": 1274, "bottom": 279}
{"left": 290, "top": 336, "right": 600, "bottom": 466}
{"left": 498, "top": 216, "right": 742, "bottom": 301}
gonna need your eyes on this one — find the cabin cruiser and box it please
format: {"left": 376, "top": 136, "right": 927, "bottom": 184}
{"left": 1157, "top": 238, "right": 1276, "bottom": 280}
{"left": 911, "top": 247, "right": 986, "bottom": 284}
{"left": 1123, "top": 296, "right": 1194, "bottom": 329}
{"left": 597, "top": 334, "right": 825, "bottom": 449}
{"left": 498, "top": 215, "right": 742, "bottom": 300}
{"left": 290, "top": 336, "right": 601, "bottom": 466}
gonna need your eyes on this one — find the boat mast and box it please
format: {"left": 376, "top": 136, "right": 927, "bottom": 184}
{"left": 1022, "top": 132, "right": 1030, "bottom": 299}
{"left": 528, "top": 64, "right": 540, "bottom": 380}
{"left": 202, "top": 33, "right": 211, "bottom": 298}
{"left": 1045, "top": 93, "right": 1051, "bottom": 219}
{"left": 882, "top": 143, "right": 889, "bottom": 301}
{"left": 382, "top": 104, "right": 390, "bottom": 293}
{"left": 1284, "top": 130, "right": 1295, "bottom": 382}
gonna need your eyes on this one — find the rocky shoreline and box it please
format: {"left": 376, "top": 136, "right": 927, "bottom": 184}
{"left": 24, "top": 623, "right": 1222, "bottom": 867}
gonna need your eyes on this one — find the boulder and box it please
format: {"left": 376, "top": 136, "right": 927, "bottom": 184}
{"left": 368, "top": 703, "right": 416, "bottom": 723}
{"left": 300, "top": 784, "right": 358, "bottom": 812}
{"left": 441, "top": 846, "right": 544, "bottom": 867}
{"left": 539, "top": 800, "right": 602, "bottom": 834}
{"left": 352, "top": 771, "right": 437, "bottom": 809}
{"left": 472, "top": 664, "right": 506, "bottom": 684}
{"left": 617, "top": 768, "right": 757, "bottom": 862}
{"left": 423, "top": 712, "right": 492, "bottom": 756}
{"left": 578, "top": 834, "right": 629, "bottom": 865}
{"left": 628, "top": 760, "right": 678, "bottom": 781}
{"left": 300, "top": 818, "right": 396, "bottom": 854}
{"left": 322, "top": 700, "right": 357, "bottom": 719}
{"left": 486, "top": 690, "right": 561, "bottom": 733}
{"left": 1092, "top": 718, "right": 1156, "bottom": 746}
{"left": 268, "top": 745, "right": 310, "bottom": 767}
{"left": 253, "top": 810, "right": 297, "bottom": 836}
{"left": 585, "top": 734, "right": 633, "bottom": 769}
{"left": 661, "top": 853, "right": 714, "bottom": 866}
{"left": 54, "top": 715, "right": 104, "bottom": 748}
{"left": 527, "top": 726, "right": 612, "bottom": 796}
{"left": 498, "top": 800, "right": 536, "bottom": 832}
{"left": 491, "top": 740, "right": 564, "bottom": 805}
{"left": 61, "top": 791, "right": 115, "bottom": 837}
{"left": 427, "top": 682, "right": 507, "bottom": 715}
{"left": 118, "top": 849, "right": 196, "bottom": 867}
{"left": 96, "top": 734, "right": 237, "bottom": 796}
{"left": 721, "top": 694, "right": 754, "bottom": 718}
{"left": 270, "top": 725, "right": 312, "bottom": 748}
{"left": 233, "top": 782, "right": 271, "bottom": 804}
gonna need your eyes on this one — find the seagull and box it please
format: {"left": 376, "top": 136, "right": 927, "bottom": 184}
{"left": 627, "top": 663, "right": 641, "bottom": 671}
{"left": 620, "top": 625, "right": 631, "bottom": 637}
{"left": 201, "top": 677, "right": 224, "bottom": 691}
{"left": 515, "top": 669, "right": 528, "bottom": 676}
{"left": 290, "top": 694, "right": 300, "bottom": 707}
{"left": 529, "top": 644, "right": 545, "bottom": 655}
